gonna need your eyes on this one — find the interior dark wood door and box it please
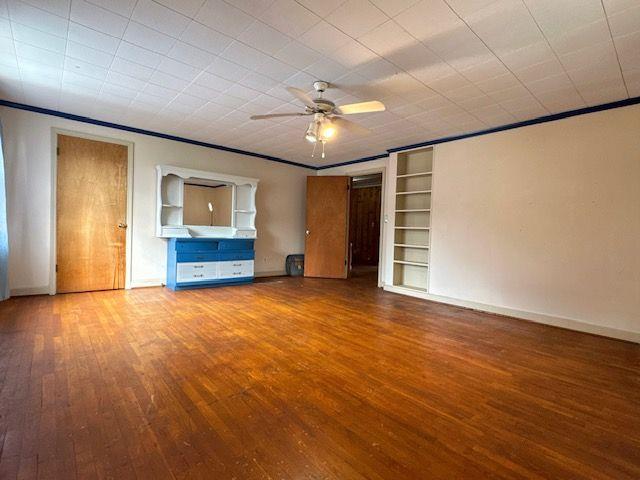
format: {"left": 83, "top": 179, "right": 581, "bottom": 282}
{"left": 56, "top": 134, "right": 128, "bottom": 293}
{"left": 304, "top": 176, "right": 350, "bottom": 278}
{"left": 349, "top": 185, "right": 381, "bottom": 266}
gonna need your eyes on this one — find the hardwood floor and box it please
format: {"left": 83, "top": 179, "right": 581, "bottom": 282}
{"left": 0, "top": 275, "right": 638, "bottom": 479}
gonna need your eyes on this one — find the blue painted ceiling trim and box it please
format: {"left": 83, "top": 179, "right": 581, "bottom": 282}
{"left": 319, "top": 95, "right": 640, "bottom": 170}
{"left": 316, "top": 153, "right": 389, "bottom": 170}
{"left": 2, "top": 95, "right": 640, "bottom": 172}
{"left": 0, "top": 99, "right": 317, "bottom": 170}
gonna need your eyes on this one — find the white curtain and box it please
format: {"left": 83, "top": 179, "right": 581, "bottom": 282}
{"left": 0, "top": 119, "right": 8, "bottom": 301}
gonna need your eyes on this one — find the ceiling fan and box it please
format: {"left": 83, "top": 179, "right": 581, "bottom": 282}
{"left": 249, "top": 81, "right": 386, "bottom": 158}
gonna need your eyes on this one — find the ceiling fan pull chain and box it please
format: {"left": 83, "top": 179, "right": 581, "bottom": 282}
{"left": 321, "top": 140, "right": 326, "bottom": 159}
{"left": 311, "top": 141, "right": 317, "bottom": 158}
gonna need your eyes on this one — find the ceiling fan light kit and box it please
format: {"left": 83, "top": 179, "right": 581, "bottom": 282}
{"left": 249, "top": 81, "right": 386, "bottom": 160}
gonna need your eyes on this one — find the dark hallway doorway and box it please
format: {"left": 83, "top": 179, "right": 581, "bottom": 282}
{"left": 349, "top": 173, "right": 382, "bottom": 279}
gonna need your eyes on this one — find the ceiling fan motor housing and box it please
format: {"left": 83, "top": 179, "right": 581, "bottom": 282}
{"left": 313, "top": 80, "right": 329, "bottom": 93}
{"left": 313, "top": 98, "right": 335, "bottom": 113}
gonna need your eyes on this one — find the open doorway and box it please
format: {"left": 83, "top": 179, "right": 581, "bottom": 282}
{"left": 348, "top": 173, "right": 382, "bottom": 281}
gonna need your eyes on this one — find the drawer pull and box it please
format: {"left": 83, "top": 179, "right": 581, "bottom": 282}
{"left": 194, "top": 265, "right": 204, "bottom": 268}
{"left": 194, "top": 274, "right": 204, "bottom": 278}
{"left": 232, "top": 263, "right": 242, "bottom": 266}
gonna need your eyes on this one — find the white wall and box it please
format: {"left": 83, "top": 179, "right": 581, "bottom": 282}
{"left": 326, "top": 105, "right": 640, "bottom": 341}
{"left": 1, "top": 106, "right": 310, "bottom": 293}
{"left": 429, "top": 105, "right": 640, "bottom": 338}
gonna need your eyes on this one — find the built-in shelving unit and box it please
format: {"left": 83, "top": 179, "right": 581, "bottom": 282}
{"left": 392, "top": 147, "right": 433, "bottom": 292}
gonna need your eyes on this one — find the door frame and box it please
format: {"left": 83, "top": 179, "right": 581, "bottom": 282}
{"left": 49, "top": 128, "right": 134, "bottom": 294}
{"left": 318, "top": 165, "right": 387, "bottom": 288}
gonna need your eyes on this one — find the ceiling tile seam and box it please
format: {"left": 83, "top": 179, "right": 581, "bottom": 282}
{"left": 8, "top": 1, "right": 297, "bottom": 102}
{"left": 599, "top": 0, "right": 630, "bottom": 98}
{"left": 98, "top": 0, "right": 140, "bottom": 105}
{"left": 441, "top": 0, "right": 549, "bottom": 116}
{"left": 8, "top": 5, "right": 27, "bottom": 104}
{"left": 6, "top": 1, "right": 403, "bottom": 125}
{"left": 292, "top": 0, "right": 343, "bottom": 19}
{"left": 518, "top": 0, "right": 589, "bottom": 106}
{"left": 59, "top": 0, "right": 72, "bottom": 109}
{"left": 377, "top": 19, "right": 502, "bottom": 131}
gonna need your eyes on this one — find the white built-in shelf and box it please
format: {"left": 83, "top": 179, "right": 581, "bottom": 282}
{"left": 396, "top": 284, "right": 428, "bottom": 293}
{"left": 162, "top": 204, "right": 182, "bottom": 208}
{"left": 395, "top": 209, "right": 430, "bottom": 213}
{"left": 396, "top": 190, "right": 432, "bottom": 195}
{"left": 394, "top": 243, "right": 429, "bottom": 249}
{"left": 395, "top": 226, "right": 430, "bottom": 230}
{"left": 394, "top": 260, "right": 429, "bottom": 267}
{"left": 396, "top": 171, "right": 432, "bottom": 178}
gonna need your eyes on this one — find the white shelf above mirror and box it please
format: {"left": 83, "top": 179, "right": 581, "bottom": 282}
{"left": 156, "top": 165, "right": 258, "bottom": 239}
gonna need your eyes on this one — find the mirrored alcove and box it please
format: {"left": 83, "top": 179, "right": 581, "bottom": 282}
{"left": 156, "top": 165, "right": 258, "bottom": 238}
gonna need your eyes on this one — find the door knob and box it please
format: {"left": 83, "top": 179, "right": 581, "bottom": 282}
{"left": 305, "top": 230, "right": 310, "bottom": 235}
{"left": 118, "top": 223, "right": 128, "bottom": 229}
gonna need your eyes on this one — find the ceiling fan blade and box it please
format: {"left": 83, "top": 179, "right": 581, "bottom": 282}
{"left": 250, "top": 112, "right": 309, "bottom": 120}
{"left": 336, "top": 100, "right": 385, "bottom": 115}
{"left": 332, "top": 117, "right": 371, "bottom": 136}
{"left": 286, "top": 86, "right": 316, "bottom": 109}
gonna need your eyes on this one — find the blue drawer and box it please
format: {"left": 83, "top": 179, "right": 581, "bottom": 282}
{"left": 219, "top": 240, "right": 254, "bottom": 251}
{"left": 177, "top": 251, "right": 254, "bottom": 263}
{"left": 175, "top": 240, "right": 219, "bottom": 252}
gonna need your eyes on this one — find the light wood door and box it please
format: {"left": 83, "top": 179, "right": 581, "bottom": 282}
{"left": 56, "top": 135, "right": 128, "bottom": 293}
{"left": 304, "top": 176, "right": 350, "bottom": 278}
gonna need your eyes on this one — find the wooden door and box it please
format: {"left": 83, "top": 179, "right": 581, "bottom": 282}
{"left": 349, "top": 185, "right": 381, "bottom": 266}
{"left": 304, "top": 176, "right": 350, "bottom": 278}
{"left": 56, "top": 135, "right": 128, "bottom": 293}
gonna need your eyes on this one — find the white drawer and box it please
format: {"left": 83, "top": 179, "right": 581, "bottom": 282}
{"left": 176, "top": 262, "right": 217, "bottom": 282}
{"left": 218, "top": 260, "right": 254, "bottom": 279}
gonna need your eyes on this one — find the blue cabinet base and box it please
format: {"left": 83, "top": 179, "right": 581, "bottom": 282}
{"left": 166, "top": 238, "right": 255, "bottom": 291}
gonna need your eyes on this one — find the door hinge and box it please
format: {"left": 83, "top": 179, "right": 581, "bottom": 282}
{"left": 55, "top": 264, "right": 58, "bottom": 272}
{"left": 344, "top": 259, "right": 347, "bottom": 265}
{"left": 56, "top": 147, "right": 60, "bottom": 155}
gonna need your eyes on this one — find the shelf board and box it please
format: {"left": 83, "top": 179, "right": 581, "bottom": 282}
{"left": 395, "top": 209, "right": 430, "bottom": 213}
{"left": 234, "top": 210, "right": 255, "bottom": 213}
{"left": 162, "top": 204, "right": 182, "bottom": 208}
{"left": 396, "top": 190, "right": 432, "bottom": 195}
{"left": 395, "top": 226, "right": 430, "bottom": 230}
{"left": 396, "top": 171, "right": 432, "bottom": 178}
{"left": 394, "top": 260, "right": 429, "bottom": 267}
{"left": 391, "top": 284, "right": 428, "bottom": 293}
{"left": 394, "top": 243, "right": 429, "bottom": 249}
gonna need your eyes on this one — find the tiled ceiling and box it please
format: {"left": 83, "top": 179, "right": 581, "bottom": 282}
{"left": 0, "top": 0, "right": 638, "bottom": 167}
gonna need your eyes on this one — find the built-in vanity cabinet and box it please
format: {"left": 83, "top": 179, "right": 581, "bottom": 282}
{"left": 157, "top": 166, "right": 259, "bottom": 290}
{"left": 166, "top": 238, "right": 254, "bottom": 290}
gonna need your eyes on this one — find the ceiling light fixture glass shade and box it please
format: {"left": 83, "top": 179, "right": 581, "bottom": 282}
{"left": 319, "top": 122, "right": 336, "bottom": 139}
{"left": 305, "top": 121, "right": 319, "bottom": 143}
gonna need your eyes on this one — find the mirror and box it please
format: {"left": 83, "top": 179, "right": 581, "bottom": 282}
{"left": 183, "top": 182, "right": 233, "bottom": 227}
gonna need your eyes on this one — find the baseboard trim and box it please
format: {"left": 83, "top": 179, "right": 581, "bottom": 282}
{"left": 10, "top": 286, "right": 50, "bottom": 296}
{"left": 129, "top": 279, "right": 164, "bottom": 289}
{"left": 254, "top": 270, "right": 286, "bottom": 278}
{"left": 383, "top": 285, "right": 640, "bottom": 344}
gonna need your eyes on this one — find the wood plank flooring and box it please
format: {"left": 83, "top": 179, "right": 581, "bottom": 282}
{"left": 0, "top": 275, "right": 638, "bottom": 479}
